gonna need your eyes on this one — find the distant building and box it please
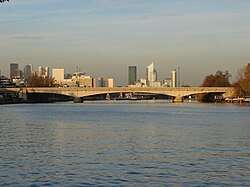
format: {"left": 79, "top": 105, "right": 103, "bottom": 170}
{"left": 16, "top": 69, "right": 24, "bottom": 79}
{"left": 10, "top": 63, "right": 18, "bottom": 79}
{"left": 44, "top": 67, "right": 50, "bottom": 77}
{"left": 68, "top": 72, "right": 95, "bottom": 87}
{"left": 38, "top": 66, "right": 44, "bottom": 76}
{"left": 37, "top": 66, "right": 50, "bottom": 77}
{"left": 146, "top": 62, "right": 157, "bottom": 87}
{"left": 152, "top": 81, "right": 161, "bottom": 87}
{"left": 38, "top": 66, "right": 50, "bottom": 77}
{"left": 129, "top": 78, "right": 147, "bottom": 88}
{"left": 29, "top": 64, "right": 33, "bottom": 71}
{"left": 24, "top": 64, "right": 32, "bottom": 82}
{"left": 62, "top": 79, "right": 72, "bottom": 87}
{"left": 93, "top": 78, "right": 96, "bottom": 88}
{"left": 131, "top": 78, "right": 148, "bottom": 87}
{"left": 65, "top": 73, "right": 72, "bottom": 79}
{"left": 163, "top": 78, "right": 172, "bottom": 87}
{"left": 171, "top": 69, "right": 177, "bottom": 87}
{"left": 128, "top": 66, "right": 137, "bottom": 85}
{"left": 106, "top": 78, "right": 114, "bottom": 87}
{"left": 177, "top": 67, "right": 181, "bottom": 87}
{"left": 139, "top": 78, "right": 147, "bottom": 87}
{"left": 28, "top": 64, "right": 34, "bottom": 75}
{"left": 52, "top": 68, "right": 64, "bottom": 83}
{"left": 97, "top": 77, "right": 104, "bottom": 87}
{"left": 81, "top": 75, "right": 93, "bottom": 87}
{"left": 0, "top": 75, "right": 13, "bottom": 87}
{"left": 71, "top": 72, "right": 84, "bottom": 87}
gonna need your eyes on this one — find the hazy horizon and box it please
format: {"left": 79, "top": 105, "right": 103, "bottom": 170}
{"left": 1, "top": 0, "right": 250, "bottom": 86}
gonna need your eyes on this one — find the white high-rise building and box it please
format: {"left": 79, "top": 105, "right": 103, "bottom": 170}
{"left": 106, "top": 78, "right": 114, "bottom": 88}
{"left": 52, "top": 68, "right": 64, "bottom": 83}
{"left": 171, "top": 69, "right": 177, "bottom": 87}
{"left": 146, "top": 62, "right": 157, "bottom": 87}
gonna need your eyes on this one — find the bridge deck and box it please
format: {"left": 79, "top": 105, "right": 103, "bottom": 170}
{"left": 0, "top": 86, "right": 235, "bottom": 98}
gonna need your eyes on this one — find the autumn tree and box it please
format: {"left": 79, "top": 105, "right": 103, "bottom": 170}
{"left": 27, "top": 74, "right": 55, "bottom": 87}
{"left": 201, "top": 70, "right": 231, "bottom": 87}
{"left": 234, "top": 63, "right": 250, "bottom": 96}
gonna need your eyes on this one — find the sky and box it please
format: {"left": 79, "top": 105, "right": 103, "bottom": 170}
{"left": 0, "top": 0, "right": 250, "bottom": 86}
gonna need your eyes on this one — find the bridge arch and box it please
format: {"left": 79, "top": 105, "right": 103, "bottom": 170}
{"left": 0, "top": 87, "right": 235, "bottom": 102}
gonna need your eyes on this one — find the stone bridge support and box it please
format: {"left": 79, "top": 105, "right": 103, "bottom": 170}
{"left": 18, "top": 88, "right": 28, "bottom": 102}
{"left": 74, "top": 97, "right": 83, "bottom": 103}
{"left": 172, "top": 95, "right": 184, "bottom": 102}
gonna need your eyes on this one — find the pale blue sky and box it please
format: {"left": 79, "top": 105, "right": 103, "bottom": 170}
{"left": 1, "top": 0, "right": 250, "bottom": 86}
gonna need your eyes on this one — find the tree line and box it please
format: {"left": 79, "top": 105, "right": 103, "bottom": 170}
{"left": 201, "top": 63, "right": 250, "bottom": 96}
{"left": 27, "top": 74, "right": 55, "bottom": 87}
{"left": 234, "top": 63, "right": 250, "bottom": 96}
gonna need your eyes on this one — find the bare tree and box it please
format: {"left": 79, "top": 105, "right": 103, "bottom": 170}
{"left": 28, "top": 74, "right": 56, "bottom": 87}
{"left": 234, "top": 63, "right": 250, "bottom": 96}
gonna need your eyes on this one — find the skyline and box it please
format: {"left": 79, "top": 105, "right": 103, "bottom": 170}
{"left": 1, "top": 0, "right": 250, "bottom": 86}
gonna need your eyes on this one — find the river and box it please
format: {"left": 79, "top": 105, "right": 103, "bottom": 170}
{"left": 0, "top": 101, "right": 249, "bottom": 186}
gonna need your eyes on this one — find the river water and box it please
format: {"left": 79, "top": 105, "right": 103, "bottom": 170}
{"left": 0, "top": 101, "right": 249, "bottom": 186}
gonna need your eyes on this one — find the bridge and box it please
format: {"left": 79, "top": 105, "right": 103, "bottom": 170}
{"left": 1, "top": 87, "right": 235, "bottom": 102}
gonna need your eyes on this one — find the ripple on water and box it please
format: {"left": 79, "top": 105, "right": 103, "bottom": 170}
{"left": 0, "top": 103, "right": 249, "bottom": 186}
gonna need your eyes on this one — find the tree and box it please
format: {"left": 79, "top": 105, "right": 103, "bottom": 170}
{"left": 27, "top": 74, "right": 55, "bottom": 87}
{"left": 201, "top": 70, "right": 231, "bottom": 87}
{"left": 234, "top": 63, "right": 250, "bottom": 96}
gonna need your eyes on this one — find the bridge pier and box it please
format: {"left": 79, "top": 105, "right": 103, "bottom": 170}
{"left": 19, "top": 88, "right": 28, "bottom": 102}
{"left": 74, "top": 97, "right": 83, "bottom": 103}
{"left": 172, "top": 96, "right": 183, "bottom": 103}
{"left": 106, "top": 93, "right": 110, "bottom": 100}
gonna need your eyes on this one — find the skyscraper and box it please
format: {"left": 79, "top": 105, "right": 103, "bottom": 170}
{"left": 24, "top": 64, "right": 32, "bottom": 82}
{"left": 128, "top": 66, "right": 137, "bottom": 85}
{"left": 177, "top": 67, "right": 181, "bottom": 87}
{"left": 171, "top": 69, "right": 177, "bottom": 87}
{"left": 10, "top": 63, "right": 18, "bottom": 79}
{"left": 16, "top": 69, "right": 24, "bottom": 79}
{"left": 146, "top": 62, "right": 157, "bottom": 87}
{"left": 97, "top": 77, "right": 104, "bottom": 87}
